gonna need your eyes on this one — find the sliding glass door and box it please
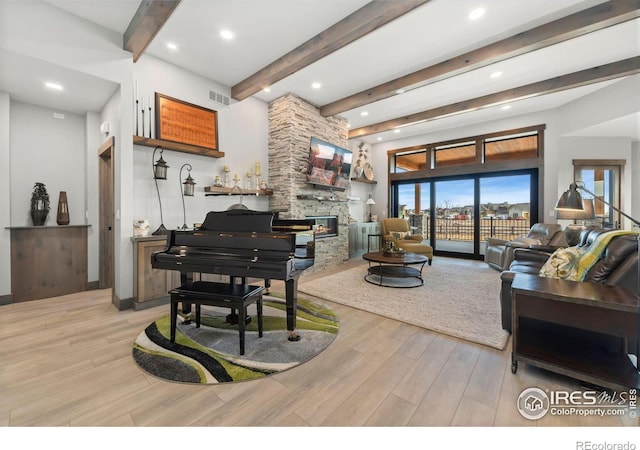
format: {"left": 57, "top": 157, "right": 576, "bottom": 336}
{"left": 391, "top": 170, "right": 536, "bottom": 259}
{"left": 434, "top": 179, "right": 474, "bottom": 254}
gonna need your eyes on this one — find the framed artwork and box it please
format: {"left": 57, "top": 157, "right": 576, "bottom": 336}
{"left": 155, "top": 93, "right": 218, "bottom": 150}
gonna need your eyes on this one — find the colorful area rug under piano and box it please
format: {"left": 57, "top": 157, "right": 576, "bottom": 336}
{"left": 132, "top": 295, "right": 339, "bottom": 384}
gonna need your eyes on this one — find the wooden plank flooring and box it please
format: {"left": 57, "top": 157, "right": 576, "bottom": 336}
{"left": 0, "top": 258, "right": 636, "bottom": 429}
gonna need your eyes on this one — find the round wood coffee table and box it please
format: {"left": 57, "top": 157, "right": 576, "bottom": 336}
{"left": 362, "top": 251, "right": 428, "bottom": 288}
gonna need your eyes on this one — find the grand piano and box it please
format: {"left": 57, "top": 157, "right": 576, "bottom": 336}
{"left": 151, "top": 209, "right": 315, "bottom": 341}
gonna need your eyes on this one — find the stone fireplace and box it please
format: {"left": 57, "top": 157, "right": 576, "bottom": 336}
{"left": 268, "top": 93, "right": 350, "bottom": 272}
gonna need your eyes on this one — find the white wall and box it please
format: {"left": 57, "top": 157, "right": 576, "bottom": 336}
{"left": 0, "top": 91, "right": 10, "bottom": 297}
{"left": 85, "top": 111, "right": 102, "bottom": 283}
{"left": 132, "top": 55, "right": 270, "bottom": 232}
{"left": 9, "top": 102, "right": 86, "bottom": 227}
{"left": 557, "top": 137, "right": 634, "bottom": 229}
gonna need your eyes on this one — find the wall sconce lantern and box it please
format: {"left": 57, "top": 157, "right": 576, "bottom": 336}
{"left": 152, "top": 146, "right": 168, "bottom": 235}
{"left": 179, "top": 163, "right": 195, "bottom": 230}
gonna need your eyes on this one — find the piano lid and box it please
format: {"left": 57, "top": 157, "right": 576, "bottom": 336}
{"left": 200, "top": 209, "right": 274, "bottom": 233}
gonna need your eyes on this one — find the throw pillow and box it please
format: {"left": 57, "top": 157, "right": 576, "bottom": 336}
{"left": 391, "top": 231, "right": 411, "bottom": 240}
{"left": 539, "top": 247, "right": 584, "bottom": 280}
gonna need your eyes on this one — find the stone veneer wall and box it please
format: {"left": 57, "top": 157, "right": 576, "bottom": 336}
{"left": 268, "top": 93, "right": 350, "bottom": 272}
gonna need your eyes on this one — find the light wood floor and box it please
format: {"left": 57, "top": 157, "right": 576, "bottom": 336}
{"left": 0, "top": 258, "right": 636, "bottom": 429}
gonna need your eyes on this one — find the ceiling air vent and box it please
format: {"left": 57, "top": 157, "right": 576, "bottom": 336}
{"left": 209, "top": 90, "right": 230, "bottom": 108}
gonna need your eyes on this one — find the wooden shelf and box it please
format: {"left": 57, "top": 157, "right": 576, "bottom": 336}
{"left": 296, "top": 195, "right": 348, "bottom": 202}
{"left": 204, "top": 186, "right": 273, "bottom": 196}
{"left": 133, "top": 136, "right": 225, "bottom": 158}
{"left": 350, "top": 177, "right": 377, "bottom": 184}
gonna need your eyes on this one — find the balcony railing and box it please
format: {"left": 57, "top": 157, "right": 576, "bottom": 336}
{"left": 408, "top": 216, "right": 530, "bottom": 242}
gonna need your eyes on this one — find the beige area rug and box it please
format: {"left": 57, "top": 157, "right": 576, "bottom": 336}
{"left": 298, "top": 257, "right": 509, "bottom": 350}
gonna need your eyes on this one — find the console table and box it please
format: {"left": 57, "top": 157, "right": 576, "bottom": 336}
{"left": 8, "top": 225, "right": 90, "bottom": 302}
{"left": 511, "top": 273, "right": 640, "bottom": 391}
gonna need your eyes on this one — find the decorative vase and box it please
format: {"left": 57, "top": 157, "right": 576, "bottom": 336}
{"left": 31, "top": 209, "right": 48, "bottom": 226}
{"left": 30, "top": 182, "right": 50, "bottom": 226}
{"left": 56, "top": 191, "right": 70, "bottom": 225}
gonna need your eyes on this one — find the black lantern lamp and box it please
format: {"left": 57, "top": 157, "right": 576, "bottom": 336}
{"left": 152, "top": 146, "right": 168, "bottom": 235}
{"left": 179, "top": 163, "right": 195, "bottom": 230}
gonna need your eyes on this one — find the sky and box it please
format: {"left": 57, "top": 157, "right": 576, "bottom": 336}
{"left": 398, "top": 174, "right": 531, "bottom": 209}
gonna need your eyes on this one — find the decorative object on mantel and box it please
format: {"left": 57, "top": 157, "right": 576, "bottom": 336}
{"left": 204, "top": 186, "right": 273, "bottom": 196}
{"left": 353, "top": 141, "right": 367, "bottom": 179}
{"left": 222, "top": 165, "right": 230, "bottom": 187}
{"left": 179, "top": 164, "right": 195, "bottom": 230}
{"left": 56, "top": 191, "right": 70, "bottom": 225}
{"left": 152, "top": 146, "right": 169, "bottom": 235}
{"left": 30, "top": 182, "right": 50, "bottom": 226}
{"left": 366, "top": 194, "right": 376, "bottom": 222}
{"left": 133, "top": 219, "right": 151, "bottom": 237}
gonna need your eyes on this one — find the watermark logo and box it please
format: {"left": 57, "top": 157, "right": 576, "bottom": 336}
{"left": 517, "top": 387, "right": 550, "bottom": 420}
{"left": 517, "top": 387, "right": 636, "bottom": 420}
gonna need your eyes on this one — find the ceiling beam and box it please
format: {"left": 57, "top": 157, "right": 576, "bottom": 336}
{"left": 230, "top": 0, "right": 431, "bottom": 101}
{"left": 323, "top": 0, "right": 640, "bottom": 117}
{"left": 124, "top": 0, "right": 181, "bottom": 62}
{"left": 348, "top": 56, "right": 640, "bottom": 138}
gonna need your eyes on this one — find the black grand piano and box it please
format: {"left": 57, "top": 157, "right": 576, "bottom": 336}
{"left": 151, "top": 209, "right": 315, "bottom": 341}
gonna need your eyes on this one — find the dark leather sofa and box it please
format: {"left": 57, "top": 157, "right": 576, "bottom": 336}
{"left": 499, "top": 227, "right": 639, "bottom": 332}
{"left": 485, "top": 223, "right": 568, "bottom": 271}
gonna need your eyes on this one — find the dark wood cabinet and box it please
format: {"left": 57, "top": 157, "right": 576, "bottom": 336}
{"left": 132, "top": 236, "right": 180, "bottom": 310}
{"left": 511, "top": 273, "right": 640, "bottom": 391}
{"left": 9, "top": 225, "right": 89, "bottom": 302}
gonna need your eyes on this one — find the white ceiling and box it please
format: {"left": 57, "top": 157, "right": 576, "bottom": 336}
{"left": 2, "top": 0, "right": 638, "bottom": 142}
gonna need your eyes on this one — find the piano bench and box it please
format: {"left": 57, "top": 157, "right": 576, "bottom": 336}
{"left": 169, "top": 281, "right": 264, "bottom": 355}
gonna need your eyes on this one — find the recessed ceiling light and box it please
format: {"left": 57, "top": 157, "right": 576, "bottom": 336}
{"left": 396, "top": 88, "right": 406, "bottom": 94}
{"left": 377, "top": 137, "right": 383, "bottom": 141}
{"left": 346, "top": 123, "right": 351, "bottom": 128}
{"left": 490, "top": 71, "right": 502, "bottom": 78}
{"left": 166, "top": 42, "right": 178, "bottom": 51}
{"left": 45, "top": 82, "right": 63, "bottom": 91}
{"left": 220, "top": 29, "right": 235, "bottom": 40}
{"left": 501, "top": 105, "right": 512, "bottom": 110}
{"left": 360, "top": 111, "right": 369, "bottom": 117}
{"left": 394, "top": 129, "right": 401, "bottom": 133}
{"left": 469, "top": 8, "right": 485, "bottom": 21}
{"left": 311, "top": 82, "right": 322, "bottom": 89}
{"left": 262, "top": 87, "right": 271, "bottom": 93}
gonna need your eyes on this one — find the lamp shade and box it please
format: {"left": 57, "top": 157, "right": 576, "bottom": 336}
{"left": 556, "top": 198, "right": 595, "bottom": 220}
{"left": 154, "top": 154, "right": 168, "bottom": 180}
{"left": 366, "top": 198, "right": 376, "bottom": 205}
{"left": 555, "top": 183, "right": 583, "bottom": 211}
{"left": 183, "top": 173, "right": 196, "bottom": 196}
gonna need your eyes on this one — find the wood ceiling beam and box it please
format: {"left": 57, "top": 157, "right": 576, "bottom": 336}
{"left": 124, "top": 0, "right": 181, "bottom": 62}
{"left": 323, "top": 0, "right": 640, "bottom": 117}
{"left": 349, "top": 56, "right": 640, "bottom": 138}
{"left": 230, "top": 0, "right": 431, "bottom": 101}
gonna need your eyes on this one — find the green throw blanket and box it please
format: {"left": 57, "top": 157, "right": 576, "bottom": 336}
{"left": 539, "top": 230, "right": 637, "bottom": 281}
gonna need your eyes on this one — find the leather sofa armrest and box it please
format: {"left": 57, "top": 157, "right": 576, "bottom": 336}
{"left": 528, "top": 244, "right": 561, "bottom": 253}
{"left": 512, "top": 248, "right": 554, "bottom": 263}
{"left": 486, "top": 237, "right": 508, "bottom": 246}
{"left": 410, "top": 234, "right": 423, "bottom": 242}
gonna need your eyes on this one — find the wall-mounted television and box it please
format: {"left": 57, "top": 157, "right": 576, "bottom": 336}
{"left": 306, "top": 137, "right": 352, "bottom": 191}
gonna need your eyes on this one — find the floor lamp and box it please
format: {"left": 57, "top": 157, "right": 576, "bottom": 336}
{"left": 556, "top": 181, "right": 640, "bottom": 367}
{"left": 556, "top": 181, "right": 639, "bottom": 288}
{"left": 152, "top": 146, "right": 169, "bottom": 235}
